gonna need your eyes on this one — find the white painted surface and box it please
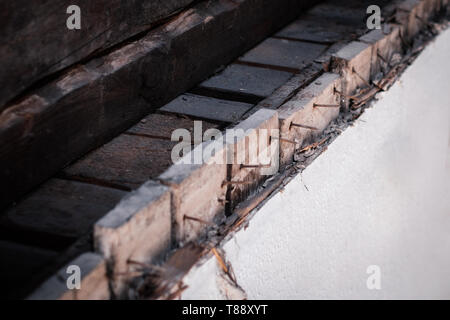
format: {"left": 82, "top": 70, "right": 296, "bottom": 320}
{"left": 181, "top": 28, "right": 450, "bottom": 300}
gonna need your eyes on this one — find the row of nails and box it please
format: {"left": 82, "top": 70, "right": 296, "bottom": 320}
{"left": 217, "top": 15, "right": 422, "bottom": 195}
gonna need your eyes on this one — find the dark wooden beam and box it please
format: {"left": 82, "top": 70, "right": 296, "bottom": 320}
{"left": 0, "top": 0, "right": 196, "bottom": 110}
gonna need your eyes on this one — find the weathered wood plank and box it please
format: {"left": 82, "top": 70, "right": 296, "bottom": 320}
{"left": 127, "top": 113, "right": 220, "bottom": 138}
{"left": 160, "top": 94, "right": 254, "bottom": 123}
{"left": 0, "top": 0, "right": 195, "bottom": 110}
{"left": 0, "top": 0, "right": 321, "bottom": 211}
{"left": 63, "top": 135, "right": 177, "bottom": 190}
{"left": 0, "top": 179, "right": 127, "bottom": 239}
{"left": 276, "top": 15, "right": 363, "bottom": 43}
{"left": 239, "top": 38, "right": 327, "bottom": 71}
{"left": 196, "top": 64, "right": 293, "bottom": 101}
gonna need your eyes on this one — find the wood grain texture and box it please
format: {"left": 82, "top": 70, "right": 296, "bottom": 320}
{"left": 239, "top": 38, "right": 327, "bottom": 71}
{"left": 0, "top": 0, "right": 195, "bottom": 110}
{"left": 63, "top": 134, "right": 177, "bottom": 190}
{"left": 197, "top": 64, "right": 293, "bottom": 100}
{"left": 127, "top": 113, "right": 220, "bottom": 138}
{"left": 0, "top": 179, "right": 127, "bottom": 239}
{"left": 160, "top": 94, "right": 254, "bottom": 123}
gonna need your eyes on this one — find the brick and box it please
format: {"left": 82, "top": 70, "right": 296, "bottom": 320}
{"left": 63, "top": 134, "right": 177, "bottom": 190}
{"left": 394, "top": 0, "right": 423, "bottom": 40}
{"left": 239, "top": 38, "right": 327, "bottom": 71}
{"left": 28, "top": 252, "right": 109, "bottom": 300}
{"left": 359, "top": 26, "right": 403, "bottom": 78}
{"left": 127, "top": 113, "right": 220, "bottom": 139}
{"left": 0, "top": 179, "right": 127, "bottom": 239}
{"left": 331, "top": 41, "right": 373, "bottom": 104}
{"left": 94, "top": 181, "right": 171, "bottom": 297}
{"left": 227, "top": 109, "right": 279, "bottom": 209}
{"left": 0, "top": 241, "right": 58, "bottom": 300}
{"left": 160, "top": 94, "right": 254, "bottom": 123}
{"left": 278, "top": 73, "right": 341, "bottom": 167}
{"left": 159, "top": 142, "right": 228, "bottom": 242}
{"left": 197, "top": 64, "right": 293, "bottom": 100}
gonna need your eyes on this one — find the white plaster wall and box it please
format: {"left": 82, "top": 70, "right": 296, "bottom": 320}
{"left": 181, "top": 28, "right": 450, "bottom": 300}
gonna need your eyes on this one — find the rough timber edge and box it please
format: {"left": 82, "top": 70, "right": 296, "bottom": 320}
{"left": 28, "top": 0, "right": 447, "bottom": 300}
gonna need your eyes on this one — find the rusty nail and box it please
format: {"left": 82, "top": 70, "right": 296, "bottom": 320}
{"left": 299, "top": 136, "right": 329, "bottom": 153}
{"left": 240, "top": 164, "right": 272, "bottom": 169}
{"left": 271, "top": 136, "right": 298, "bottom": 145}
{"left": 313, "top": 103, "right": 340, "bottom": 108}
{"left": 290, "top": 122, "right": 319, "bottom": 131}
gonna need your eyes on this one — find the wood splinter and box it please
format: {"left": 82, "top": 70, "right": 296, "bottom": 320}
{"left": 211, "top": 248, "right": 228, "bottom": 274}
{"left": 299, "top": 136, "right": 330, "bottom": 153}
